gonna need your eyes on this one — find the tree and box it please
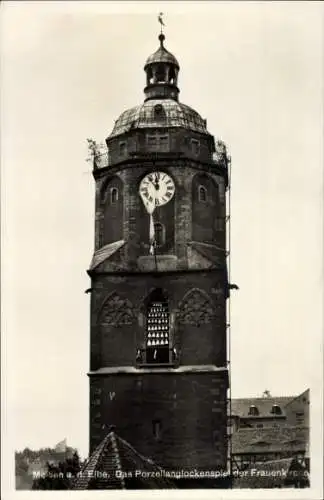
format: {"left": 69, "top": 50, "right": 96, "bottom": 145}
{"left": 32, "top": 451, "right": 82, "bottom": 490}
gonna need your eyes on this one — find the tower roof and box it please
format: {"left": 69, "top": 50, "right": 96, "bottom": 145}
{"left": 108, "top": 99, "right": 208, "bottom": 139}
{"left": 144, "top": 34, "right": 179, "bottom": 69}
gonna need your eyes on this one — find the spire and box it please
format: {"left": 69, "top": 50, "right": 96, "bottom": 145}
{"left": 143, "top": 18, "right": 180, "bottom": 102}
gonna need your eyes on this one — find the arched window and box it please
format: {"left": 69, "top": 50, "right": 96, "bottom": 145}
{"left": 198, "top": 185, "right": 207, "bottom": 202}
{"left": 248, "top": 405, "right": 259, "bottom": 416}
{"left": 155, "top": 64, "right": 165, "bottom": 82}
{"left": 154, "top": 222, "right": 165, "bottom": 247}
{"left": 145, "top": 289, "right": 170, "bottom": 364}
{"left": 271, "top": 404, "right": 282, "bottom": 415}
{"left": 110, "top": 187, "right": 119, "bottom": 204}
{"left": 101, "top": 176, "right": 123, "bottom": 246}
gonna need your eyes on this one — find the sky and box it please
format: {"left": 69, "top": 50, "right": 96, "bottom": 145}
{"left": 1, "top": 0, "right": 323, "bottom": 471}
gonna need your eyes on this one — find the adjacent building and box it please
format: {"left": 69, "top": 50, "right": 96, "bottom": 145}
{"left": 230, "top": 389, "right": 310, "bottom": 472}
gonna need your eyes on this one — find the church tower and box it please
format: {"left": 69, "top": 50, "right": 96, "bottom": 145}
{"left": 87, "top": 29, "right": 230, "bottom": 480}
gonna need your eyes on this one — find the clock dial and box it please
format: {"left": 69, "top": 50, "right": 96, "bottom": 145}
{"left": 139, "top": 172, "right": 175, "bottom": 207}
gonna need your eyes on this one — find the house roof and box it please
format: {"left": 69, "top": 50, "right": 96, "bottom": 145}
{"left": 72, "top": 430, "right": 175, "bottom": 490}
{"left": 230, "top": 396, "right": 294, "bottom": 418}
{"left": 284, "top": 389, "right": 310, "bottom": 409}
{"left": 231, "top": 425, "right": 309, "bottom": 455}
{"left": 233, "top": 457, "right": 309, "bottom": 489}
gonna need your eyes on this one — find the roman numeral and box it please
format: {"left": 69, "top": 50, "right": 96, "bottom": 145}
{"left": 165, "top": 179, "right": 172, "bottom": 185}
{"left": 155, "top": 198, "right": 160, "bottom": 206}
{"left": 165, "top": 191, "right": 172, "bottom": 198}
{"left": 148, "top": 196, "right": 153, "bottom": 203}
{"left": 140, "top": 189, "right": 149, "bottom": 198}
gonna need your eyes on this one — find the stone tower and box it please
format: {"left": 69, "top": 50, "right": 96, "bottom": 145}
{"left": 87, "top": 31, "right": 230, "bottom": 481}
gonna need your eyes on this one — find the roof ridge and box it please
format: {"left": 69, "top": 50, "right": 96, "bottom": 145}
{"left": 232, "top": 395, "right": 295, "bottom": 399}
{"left": 110, "top": 432, "right": 125, "bottom": 489}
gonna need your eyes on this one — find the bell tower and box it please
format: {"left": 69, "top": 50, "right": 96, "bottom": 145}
{"left": 87, "top": 27, "right": 230, "bottom": 484}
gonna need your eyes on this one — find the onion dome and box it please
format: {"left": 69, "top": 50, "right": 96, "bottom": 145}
{"left": 145, "top": 34, "right": 179, "bottom": 69}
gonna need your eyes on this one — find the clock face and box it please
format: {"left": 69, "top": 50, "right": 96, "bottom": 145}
{"left": 139, "top": 171, "right": 175, "bottom": 207}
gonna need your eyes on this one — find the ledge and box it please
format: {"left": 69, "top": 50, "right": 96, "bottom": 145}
{"left": 88, "top": 365, "right": 228, "bottom": 376}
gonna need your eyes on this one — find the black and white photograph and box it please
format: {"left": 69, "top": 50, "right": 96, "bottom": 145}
{"left": 1, "top": 1, "right": 323, "bottom": 498}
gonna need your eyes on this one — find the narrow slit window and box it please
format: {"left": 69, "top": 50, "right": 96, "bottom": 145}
{"left": 110, "top": 187, "right": 119, "bottom": 204}
{"left": 119, "top": 142, "right": 126, "bottom": 156}
{"left": 152, "top": 420, "right": 162, "bottom": 440}
{"left": 154, "top": 222, "right": 165, "bottom": 247}
{"left": 191, "top": 139, "right": 200, "bottom": 155}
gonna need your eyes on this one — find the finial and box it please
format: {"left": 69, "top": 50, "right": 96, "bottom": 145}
{"left": 158, "top": 12, "right": 165, "bottom": 36}
{"left": 159, "top": 33, "right": 165, "bottom": 47}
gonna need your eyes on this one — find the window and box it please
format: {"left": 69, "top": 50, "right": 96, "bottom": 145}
{"left": 159, "top": 136, "right": 168, "bottom": 148}
{"left": 147, "top": 133, "right": 169, "bottom": 150}
{"left": 152, "top": 420, "right": 162, "bottom": 440}
{"left": 191, "top": 139, "right": 200, "bottom": 155}
{"left": 198, "top": 185, "right": 207, "bottom": 202}
{"left": 248, "top": 405, "right": 259, "bottom": 416}
{"left": 256, "top": 423, "right": 263, "bottom": 428}
{"left": 296, "top": 412, "right": 304, "bottom": 424}
{"left": 271, "top": 404, "right": 282, "bottom": 415}
{"left": 110, "top": 187, "right": 119, "bottom": 204}
{"left": 119, "top": 141, "right": 126, "bottom": 156}
{"left": 154, "top": 222, "right": 165, "bottom": 247}
{"left": 147, "top": 135, "right": 157, "bottom": 146}
{"left": 146, "top": 289, "right": 170, "bottom": 364}
{"left": 154, "top": 104, "right": 165, "bottom": 121}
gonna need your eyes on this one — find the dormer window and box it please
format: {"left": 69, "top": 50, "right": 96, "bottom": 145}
{"left": 271, "top": 404, "right": 282, "bottom": 415}
{"left": 191, "top": 139, "right": 200, "bottom": 155}
{"left": 110, "top": 187, "right": 119, "bottom": 204}
{"left": 248, "top": 405, "right": 259, "bottom": 416}
{"left": 154, "top": 104, "right": 165, "bottom": 121}
{"left": 119, "top": 141, "right": 126, "bottom": 156}
{"left": 198, "top": 185, "right": 207, "bottom": 202}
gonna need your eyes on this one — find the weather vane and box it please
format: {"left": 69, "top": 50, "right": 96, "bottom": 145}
{"left": 158, "top": 12, "right": 165, "bottom": 34}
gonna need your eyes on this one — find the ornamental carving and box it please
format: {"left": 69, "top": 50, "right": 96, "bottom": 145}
{"left": 177, "top": 288, "right": 217, "bottom": 327}
{"left": 100, "top": 292, "right": 135, "bottom": 326}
